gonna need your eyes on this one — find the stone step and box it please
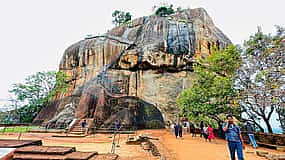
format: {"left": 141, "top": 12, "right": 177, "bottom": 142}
{"left": 13, "top": 151, "right": 98, "bottom": 160}
{"left": 0, "top": 139, "right": 42, "bottom": 148}
{"left": 14, "top": 146, "right": 75, "bottom": 155}
{"left": 69, "top": 132, "right": 85, "bottom": 135}
{"left": 89, "top": 154, "right": 118, "bottom": 160}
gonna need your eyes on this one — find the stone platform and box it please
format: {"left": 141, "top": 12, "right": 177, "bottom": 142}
{"left": 0, "top": 140, "right": 42, "bottom": 148}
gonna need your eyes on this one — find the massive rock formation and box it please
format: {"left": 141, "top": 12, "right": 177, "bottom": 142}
{"left": 34, "top": 8, "right": 231, "bottom": 128}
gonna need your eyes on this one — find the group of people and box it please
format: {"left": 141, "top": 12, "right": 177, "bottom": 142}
{"left": 170, "top": 115, "right": 259, "bottom": 160}
{"left": 170, "top": 121, "right": 216, "bottom": 142}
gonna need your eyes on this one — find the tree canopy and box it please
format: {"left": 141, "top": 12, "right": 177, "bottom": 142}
{"left": 112, "top": 10, "right": 132, "bottom": 26}
{"left": 235, "top": 26, "right": 285, "bottom": 133}
{"left": 177, "top": 45, "right": 242, "bottom": 124}
{"left": 154, "top": 5, "right": 175, "bottom": 17}
{"left": 2, "top": 71, "right": 69, "bottom": 123}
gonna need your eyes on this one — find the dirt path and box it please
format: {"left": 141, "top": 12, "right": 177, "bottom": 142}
{"left": 0, "top": 130, "right": 283, "bottom": 160}
{"left": 142, "top": 129, "right": 283, "bottom": 160}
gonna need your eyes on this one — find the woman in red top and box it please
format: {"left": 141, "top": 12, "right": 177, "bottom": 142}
{"left": 207, "top": 124, "right": 216, "bottom": 142}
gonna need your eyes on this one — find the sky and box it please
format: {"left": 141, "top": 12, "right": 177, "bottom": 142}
{"left": 0, "top": 0, "right": 284, "bottom": 108}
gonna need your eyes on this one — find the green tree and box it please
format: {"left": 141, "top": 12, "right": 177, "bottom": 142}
{"left": 112, "top": 10, "right": 132, "bottom": 26}
{"left": 8, "top": 71, "right": 69, "bottom": 123}
{"left": 177, "top": 45, "right": 242, "bottom": 124}
{"left": 235, "top": 26, "right": 285, "bottom": 133}
{"left": 155, "top": 4, "right": 175, "bottom": 17}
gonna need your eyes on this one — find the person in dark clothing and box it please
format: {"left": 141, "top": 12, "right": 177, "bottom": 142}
{"left": 174, "top": 123, "right": 179, "bottom": 138}
{"left": 114, "top": 120, "right": 120, "bottom": 131}
{"left": 190, "top": 123, "right": 196, "bottom": 137}
{"left": 200, "top": 121, "right": 204, "bottom": 138}
{"left": 218, "top": 122, "right": 225, "bottom": 139}
{"left": 245, "top": 122, "right": 258, "bottom": 148}
{"left": 81, "top": 119, "right": 87, "bottom": 133}
{"left": 178, "top": 123, "right": 183, "bottom": 139}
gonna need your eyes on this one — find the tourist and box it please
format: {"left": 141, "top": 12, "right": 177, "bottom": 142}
{"left": 167, "top": 121, "right": 171, "bottom": 130}
{"left": 218, "top": 122, "right": 225, "bottom": 139}
{"left": 178, "top": 123, "right": 183, "bottom": 139}
{"left": 170, "top": 123, "right": 175, "bottom": 133}
{"left": 200, "top": 121, "right": 204, "bottom": 138}
{"left": 223, "top": 115, "right": 245, "bottom": 160}
{"left": 174, "top": 123, "right": 179, "bottom": 138}
{"left": 190, "top": 123, "right": 196, "bottom": 137}
{"left": 203, "top": 125, "right": 209, "bottom": 141}
{"left": 81, "top": 119, "right": 87, "bottom": 133}
{"left": 114, "top": 120, "right": 120, "bottom": 131}
{"left": 183, "top": 121, "right": 189, "bottom": 134}
{"left": 245, "top": 122, "right": 258, "bottom": 148}
{"left": 207, "top": 124, "right": 216, "bottom": 143}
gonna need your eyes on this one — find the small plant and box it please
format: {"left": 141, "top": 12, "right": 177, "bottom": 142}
{"left": 145, "top": 120, "right": 165, "bottom": 129}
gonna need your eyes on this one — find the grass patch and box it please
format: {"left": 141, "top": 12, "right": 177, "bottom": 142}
{"left": 0, "top": 126, "right": 41, "bottom": 133}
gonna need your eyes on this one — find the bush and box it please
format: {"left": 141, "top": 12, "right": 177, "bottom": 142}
{"left": 145, "top": 120, "right": 165, "bottom": 129}
{"left": 155, "top": 5, "right": 175, "bottom": 17}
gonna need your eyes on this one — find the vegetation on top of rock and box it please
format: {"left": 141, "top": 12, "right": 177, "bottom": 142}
{"left": 1, "top": 71, "right": 69, "bottom": 123}
{"left": 154, "top": 4, "right": 175, "bottom": 17}
{"left": 177, "top": 45, "right": 242, "bottom": 124}
{"left": 112, "top": 10, "right": 132, "bottom": 26}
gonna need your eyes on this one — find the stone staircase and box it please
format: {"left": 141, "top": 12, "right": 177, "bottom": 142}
{"left": 69, "top": 118, "right": 94, "bottom": 135}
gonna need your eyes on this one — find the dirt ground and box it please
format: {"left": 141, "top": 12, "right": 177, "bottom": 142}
{"left": 141, "top": 129, "right": 284, "bottom": 160}
{"left": 0, "top": 129, "right": 283, "bottom": 160}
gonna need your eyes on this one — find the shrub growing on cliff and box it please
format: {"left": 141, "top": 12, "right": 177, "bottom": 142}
{"left": 112, "top": 10, "right": 132, "bottom": 26}
{"left": 7, "top": 71, "right": 69, "bottom": 123}
{"left": 154, "top": 5, "right": 175, "bottom": 17}
{"left": 177, "top": 45, "right": 242, "bottom": 124}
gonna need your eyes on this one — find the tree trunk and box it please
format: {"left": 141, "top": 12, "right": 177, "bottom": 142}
{"left": 264, "top": 119, "right": 273, "bottom": 133}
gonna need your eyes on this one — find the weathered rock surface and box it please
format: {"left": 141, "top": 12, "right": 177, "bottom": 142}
{"left": 34, "top": 8, "right": 231, "bottom": 128}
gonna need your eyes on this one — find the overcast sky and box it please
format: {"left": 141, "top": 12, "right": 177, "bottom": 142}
{"left": 0, "top": 0, "right": 284, "bottom": 107}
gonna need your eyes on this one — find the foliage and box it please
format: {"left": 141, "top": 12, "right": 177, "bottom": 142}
{"left": 0, "top": 126, "right": 41, "bottom": 133}
{"left": 154, "top": 4, "right": 175, "bottom": 17}
{"left": 145, "top": 120, "right": 165, "bottom": 129}
{"left": 177, "top": 45, "right": 242, "bottom": 124}
{"left": 5, "top": 71, "right": 69, "bottom": 123}
{"left": 235, "top": 26, "right": 285, "bottom": 133}
{"left": 112, "top": 10, "right": 132, "bottom": 26}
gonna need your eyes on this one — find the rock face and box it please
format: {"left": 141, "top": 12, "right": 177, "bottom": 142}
{"left": 34, "top": 8, "right": 231, "bottom": 128}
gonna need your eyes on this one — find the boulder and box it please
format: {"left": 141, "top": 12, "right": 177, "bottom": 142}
{"left": 35, "top": 8, "right": 231, "bottom": 128}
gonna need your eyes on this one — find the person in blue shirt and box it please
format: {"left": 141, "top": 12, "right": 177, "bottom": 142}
{"left": 245, "top": 122, "right": 258, "bottom": 148}
{"left": 223, "top": 115, "right": 245, "bottom": 160}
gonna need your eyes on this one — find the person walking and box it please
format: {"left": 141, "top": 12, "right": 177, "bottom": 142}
{"left": 207, "top": 124, "right": 216, "bottom": 143}
{"left": 174, "top": 123, "right": 179, "bottom": 138}
{"left": 223, "top": 115, "right": 245, "bottom": 160}
{"left": 114, "top": 120, "right": 120, "bottom": 131}
{"left": 203, "top": 125, "right": 209, "bottom": 141}
{"left": 190, "top": 123, "right": 196, "bottom": 137}
{"left": 218, "top": 122, "right": 225, "bottom": 139}
{"left": 245, "top": 122, "right": 258, "bottom": 148}
{"left": 178, "top": 123, "right": 183, "bottom": 139}
{"left": 200, "top": 121, "right": 204, "bottom": 138}
{"left": 81, "top": 119, "right": 87, "bottom": 134}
